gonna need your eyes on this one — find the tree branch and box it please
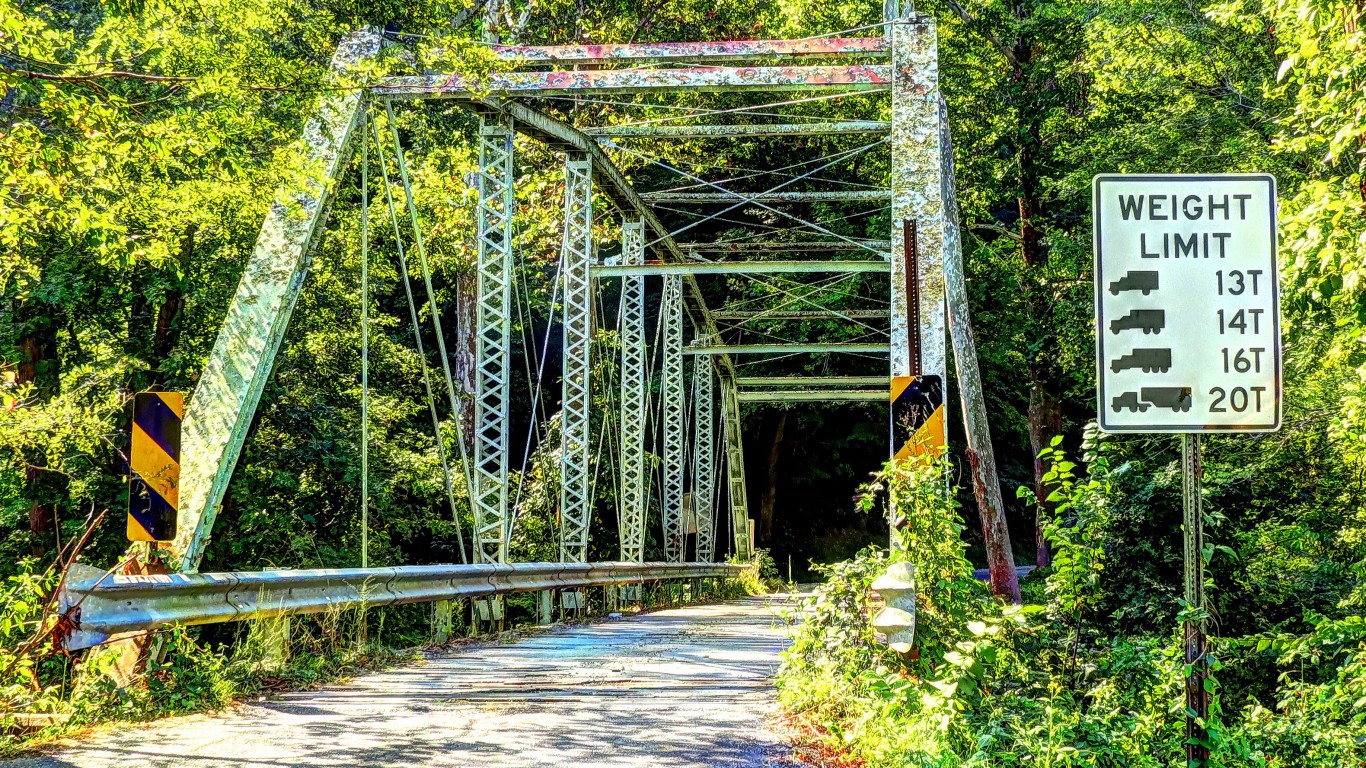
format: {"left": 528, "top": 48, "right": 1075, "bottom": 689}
{"left": 2, "top": 63, "right": 195, "bottom": 84}
{"left": 939, "top": 0, "right": 1020, "bottom": 70}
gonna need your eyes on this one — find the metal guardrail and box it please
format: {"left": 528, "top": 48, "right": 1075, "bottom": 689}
{"left": 59, "top": 561, "right": 748, "bottom": 650}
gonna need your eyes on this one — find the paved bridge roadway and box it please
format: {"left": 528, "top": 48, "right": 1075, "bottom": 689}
{"left": 10, "top": 595, "right": 796, "bottom": 768}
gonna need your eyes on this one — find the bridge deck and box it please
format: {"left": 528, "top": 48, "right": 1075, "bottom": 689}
{"left": 11, "top": 596, "right": 796, "bottom": 768}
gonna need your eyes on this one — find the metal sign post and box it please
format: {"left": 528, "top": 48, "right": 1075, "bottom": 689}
{"left": 1094, "top": 173, "right": 1281, "bottom": 765}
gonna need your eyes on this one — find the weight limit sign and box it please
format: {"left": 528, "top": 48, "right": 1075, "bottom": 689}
{"left": 1093, "top": 174, "right": 1282, "bottom": 433}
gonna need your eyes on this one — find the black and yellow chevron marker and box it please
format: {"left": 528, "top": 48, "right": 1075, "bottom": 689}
{"left": 891, "top": 375, "right": 945, "bottom": 462}
{"left": 128, "top": 392, "right": 182, "bottom": 542}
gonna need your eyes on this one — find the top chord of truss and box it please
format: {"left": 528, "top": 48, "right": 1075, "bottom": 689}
{"left": 491, "top": 37, "right": 890, "bottom": 65}
{"left": 372, "top": 65, "right": 891, "bottom": 99}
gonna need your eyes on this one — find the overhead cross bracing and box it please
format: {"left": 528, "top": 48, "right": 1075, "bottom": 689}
{"left": 168, "top": 13, "right": 971, "bottom": 603}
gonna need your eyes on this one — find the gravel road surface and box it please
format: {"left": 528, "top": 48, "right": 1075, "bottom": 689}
{"left": 10, "top": 594, "right": 796, "bottom": 768}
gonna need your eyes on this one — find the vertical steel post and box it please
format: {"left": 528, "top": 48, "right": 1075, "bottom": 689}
{"left": 473, "top": 113, "right": 515, "bottom": 564}
{"left": 888, "top": 18, "right": 946, "bottom": 394}
{"left": 693, "top": 360, "right": 716, "bottom": 562}
{"left": 618, "top": 219, "right": 648, "bottom": 562}
{"left": 720, "top": 374, "right": 752, "bottom": 557}
{"left": 1182, "top": 433, "right": 1209, "bottom": 763}
{"left": 661, "top": 275, "right": 686, "bottom": 562}
{"left": 559, "top": 156, "right": 594, "bottom": 563}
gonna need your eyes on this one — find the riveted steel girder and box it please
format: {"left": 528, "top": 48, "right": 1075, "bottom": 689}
{"left": 371, "top": 65, "right": 891, "bottom": 100}
{"left": 592, "top": 260, "right": 889, "bottom": 277}
{"left": 492, "top": 37, "right": 889, "bottom": 65}
{"left": 890, "top": 17, "right": 947, "bottom": 383}
{"left": 473, "top": 114, "right": 515, "bottom": 565}
{"left": 661, "top": 276, "right": 687, "bottom": 563}
{"left": 641, "top": 190, "right": 890, "bottom": 204}
{"left": 587, "top": 122, "right": 890, "bottom": 138}
{"left": 559, "top": 157, "right": 595, "bottom": 564}
{"left": 685, "top": 343, "right": 890, "bottom": 355}
{"left": 693, "top": 361, "right": 717, "bottom": 562}
{"left": 618, "top": 219, "right": 649, "bottom": 562}
{"left": 174, "top": 29, "right": 383, "bottom": 572}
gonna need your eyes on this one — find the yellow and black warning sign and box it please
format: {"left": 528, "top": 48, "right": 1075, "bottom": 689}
{"left": 891, "top": 375, "right": 945, "bottom": 461}
{"left": 128, "top": 391, "right": 182, "bottom": 542}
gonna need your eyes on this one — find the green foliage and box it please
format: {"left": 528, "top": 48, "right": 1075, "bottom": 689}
{"left": 780, "top": 452, "right": 1366, "bottom": 767}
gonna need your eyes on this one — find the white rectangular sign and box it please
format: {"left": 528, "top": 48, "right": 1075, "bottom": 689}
{"left": 1094, "top": 174, "right": 1281, "bottom": 432}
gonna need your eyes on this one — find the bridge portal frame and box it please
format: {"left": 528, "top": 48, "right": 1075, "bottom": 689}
{"left": 170, "top": 14, "right": 975, "bottom": 576}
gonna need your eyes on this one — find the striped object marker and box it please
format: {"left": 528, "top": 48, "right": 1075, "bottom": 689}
{"left": 891, "top": 375, "right": 945, "bottom": 461}
{"left": 128, "top": 392, "right": 182, "bottom": 542}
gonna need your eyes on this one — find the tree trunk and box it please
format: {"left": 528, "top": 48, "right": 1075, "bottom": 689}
{"left": 454, "top": 269, "right": 477, "bottom": 454}
{"left": 940, "top": 95, "right": 1021, "bottom": 602}
{"left": 758, "top": 412, "right": 787, "bottom": 544}
{"left": 16, "top": 300, "right": 60, "bottom": 558}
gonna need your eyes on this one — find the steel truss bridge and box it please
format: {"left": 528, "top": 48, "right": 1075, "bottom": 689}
{"left": 59, "top": 7, "right": 1017, "bottom": 645}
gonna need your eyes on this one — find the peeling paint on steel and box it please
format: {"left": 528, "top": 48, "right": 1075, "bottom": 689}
{"left": 640, "top": 190, "right": 890, "bottom": 203}
{"left": 492, "top": 37, "right": 889, "bottom": 64}
{"left": 173, "top": 29, "right": 383, "bottom": 573}
{"left": 889, "top": 17, "right": 946, "bottom": 383}
{"left": 586, "top": 121, "right": 890, "bottom": 138}
{"left": 372, "top": 65, "right": 891, "bottom": 99}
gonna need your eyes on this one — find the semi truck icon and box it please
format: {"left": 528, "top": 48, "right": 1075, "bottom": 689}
{"left": 1111, "top": 392, "right": 1150, "bottom": 413}
{"left": 1110, "top": 348, "right": 1172, "bottom": 373}
{"left": 1109, "top": 271, "right": 1159, "bottom": 296}
{"left": 1141, "top": 386, "right": 1193, "bottom": 412}
{"left": 1110, "top": 309, "right": 1165, "bottom": 335}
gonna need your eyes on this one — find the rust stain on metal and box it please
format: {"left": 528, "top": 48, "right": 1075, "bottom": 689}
{"left": 492, "top": 37, "right": 890, "bottom": 64}
{"left": 372, "top": 65, "right": 892, "bottom": 99}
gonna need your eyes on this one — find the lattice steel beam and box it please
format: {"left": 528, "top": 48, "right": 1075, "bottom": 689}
{"left": 713, "top": 309, "right": 889, "bottom": 320}
{"left": 685, "top": 343, "right": 890, "bottom": 355}
{"left": 720, "top": 375, "right": 752, "bottom": 557}
{"left": 641, "top": 190, "right": 890, "bottom": 203}
{"left": 559, "top": 157, "right": 595, "bottom": 563}
{"left": 592, "top": 260, "right": 889, "bottom": 277}
{"left": 736, "top": 376, "right": 889, "bottom": 387}
{"left": 588, "top": 122, "right": 890, "bottom": 138}
{"left": 492, "top": 37, "right": 889, "bottom": 64}
{"left": 372, "top": 65, "right": 891, "bottom": 99}
{"left": 618, "top": 219, "right": 648, "bottom": 562}
{"left": 661, "top": 275, "right": 687, "bottom": 563}
{"left": 737, "top": 390, "right": 887, "bottom": 402}
{"left": 693, "top": 360, "right": 717, "bottom": 562}
{"left": 473, "top": 113, "right": 515, "bottom": 564}
{"left": 173, "top": 29, "right": 383, "bottom": 572}
{"left": 682, "top": 241, "right": 890, "bottom": 252}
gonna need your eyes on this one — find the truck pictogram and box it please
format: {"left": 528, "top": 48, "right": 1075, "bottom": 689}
{"left": 1110, "top": 309, "right": 1165, "bottom": 335}
{"left": 1141, "top": 386, "right": 1193, "bottom": 412}
{"left": 1110, "top": 348, "right": 1172, "bottom": 374}
{"left": 1111, "top": 392, "right": 1150, "bottom": 413}
{"left": 1109, "top": 270, "right": 1159, "bottom": 296}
